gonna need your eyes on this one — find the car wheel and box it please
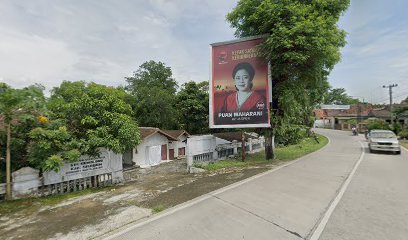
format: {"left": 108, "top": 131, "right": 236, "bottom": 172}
{"left": 369, "top": 148, "right": 373, "bottom": 153}
{"left": 396, "top": 151, "right": 401, "bottom": 155}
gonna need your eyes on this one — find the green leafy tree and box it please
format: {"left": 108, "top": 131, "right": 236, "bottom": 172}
{"left": 274, "top": 80, "right": 324, "bottom": 144}
{"left": 0, "top": 84, "right": 47, "bottom": 170}
{"left": 227, "top": 0, "right": 350, "bottom": 158}
{"left": 323, "top": 87, "right": 359, "bottom": 105}
{"left": 42, "top": 81, "right": 140, "bottom": 165}
{"left": 28, "top": 123, "right": 80, "bottom": 172}
{"left": 126, "top": 61, "right": 179, "bottom": 130}
{"left": 394, "top": 105, "right": 408, "bottom": 118}
{"left": 176, "top": 81, "right": 209, "bottom": 134}
{"left": 0, "top": 84, "right": 22, "bottom": 199}
{"left": 0, "top": 83, "right": 46, "bottom": 199}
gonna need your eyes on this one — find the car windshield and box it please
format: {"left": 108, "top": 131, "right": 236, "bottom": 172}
{"left": 370, "top": 132, "right": 396, "bottom": 138}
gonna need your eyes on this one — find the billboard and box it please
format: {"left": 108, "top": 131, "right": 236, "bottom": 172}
{"left": 209, "top": 36, "right": 270, "bottom": 129}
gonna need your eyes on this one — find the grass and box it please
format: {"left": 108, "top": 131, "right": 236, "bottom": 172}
{"left": 0, "top": 135, "right": 328, "bottom": 215}
{"left": 194, "top": 134, "right": 328, "bottom": 171}
{"left": 275, "top": 134, "right": 328, "bottom": 161}
{"left": 152, "top": 204, "right": 166, "bottom": 213}
{"left": 0, "top": 186, "right": 113, "bottom": 215}
{"left": 401, "top": 140, "right": 408, "bottom": 150}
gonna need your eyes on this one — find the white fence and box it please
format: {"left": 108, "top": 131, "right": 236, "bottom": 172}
{"left": 0, "top": 149, "right": 124, "bottom": 200}
{"left": 186, "top": 135, "right": 265, "bottom": 171}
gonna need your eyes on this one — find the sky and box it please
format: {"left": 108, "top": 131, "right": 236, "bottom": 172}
{"left": 0, "top": 0, "right": 407, "bottom": 104}
{"left": 330, "top": 0, "right": 408, "bottom": 104}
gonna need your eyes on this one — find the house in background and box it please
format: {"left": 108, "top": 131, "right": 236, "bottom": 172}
{"left": 162, "top": 130, "right": 190, "bottom": 160}
{"left": 314, "top": 103, "right": 408, "bottom": 131}
{"left": 368, "top": 108, "right": 391, "bottom": 123}
{"left": 373, "top": 104, "right": 408, "bottom": 127}
{"left": 123, "top": 127, "right": 177, "bottom": 168}
{"left": 314, "top": 104, "right": 373, "bottom": 131}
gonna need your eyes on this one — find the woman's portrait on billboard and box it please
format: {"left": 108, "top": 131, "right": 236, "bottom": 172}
{"left": 221, "top": 62, "right": 266, "bottom": 112}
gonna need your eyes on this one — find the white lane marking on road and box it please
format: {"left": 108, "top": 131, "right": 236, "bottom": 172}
{"left": 309, "top": 141, "right": 365, "bottom": 240}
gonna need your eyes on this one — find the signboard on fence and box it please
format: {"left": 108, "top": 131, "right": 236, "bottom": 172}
{"left": 209, "top": 35, "right": 271, "bottom": 129}
{"left": 43, "top": 150, "right": 123, "bottom": 185}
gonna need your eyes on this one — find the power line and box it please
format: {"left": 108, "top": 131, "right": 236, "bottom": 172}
{"left": 392, "top": 92, "right": 408, "bottom": 102}
{"left": 372, "top": 90, "right": 408, "bottom": 104}
{"left": 352, "top": 85, "right": 383, "bottom": 102}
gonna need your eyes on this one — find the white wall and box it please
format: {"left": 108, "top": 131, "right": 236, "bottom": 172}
{"left": 314, "top": 118, "right": 334, "bottom": 129}
{"left": 168, "top": 135, "right": 188, "bottom": 158}
{"left": 176, "top": 135, "right": 187, "bottom": 157}
{"left": 43, "top": 149, "right": 123, "bottom": 185}
{"left": 216, "top": 137, "right": 231, "bottom": 145}
{"left": 133, "top": 133, "right": 169, "bottom": 167}
{"left": 187, "top": 135, "right": 216, "bottom": 156}
{"left": 186, "top": 135, "right": 217, "bottom": 167}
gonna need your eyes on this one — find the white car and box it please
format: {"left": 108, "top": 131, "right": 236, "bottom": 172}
{"left": 368, "top": 130, "right": 401, "bottom": 154}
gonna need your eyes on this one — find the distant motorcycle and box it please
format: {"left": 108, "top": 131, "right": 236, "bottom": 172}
{"left": 352, "top": 127, "right": 358, "bottom": 136}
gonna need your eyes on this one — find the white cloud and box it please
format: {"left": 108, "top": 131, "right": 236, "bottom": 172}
{"left": 330, "top": 1, "right": 408, "bottom": 104}
{"left": 0, "top": 0, "right": 236, "bottom": 93}
{"left": 0, "top": 26, "right": 78, "bottom": 90}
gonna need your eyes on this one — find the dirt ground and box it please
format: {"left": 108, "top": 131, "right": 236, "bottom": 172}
{"left": 0, "top": 159, "right": 282, "bottom": 240}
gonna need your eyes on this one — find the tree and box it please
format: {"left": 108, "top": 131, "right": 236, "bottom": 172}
{"left": 323, "top": 87, "right": 359, "bottom": 105}
{"left": 227, "top": 0, "right": 350, "bottom": 159}
{"left": 176, "top": 81, "right": 209, "bottom": 134}
{"left": 38, "top": 81, "right": 140, "bottom": 170}
{"left": 0, "top": 83, "right": 46, "bottom": 200}
{"left": 126, "top": 61, "right": 179, "bottom": 129}
{"left": 28, "top": 123, "right": 81, "bottom": 172}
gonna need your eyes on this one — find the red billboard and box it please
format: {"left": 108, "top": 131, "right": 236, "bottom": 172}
{"left": 209, "top": 36, "right": 270, "bottom": 128}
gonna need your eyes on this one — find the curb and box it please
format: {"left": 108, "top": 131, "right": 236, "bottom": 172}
{"left": 101, "top": 135, "right": 331, "bottom": 240}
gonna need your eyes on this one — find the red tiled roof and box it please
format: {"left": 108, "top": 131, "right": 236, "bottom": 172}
{"left": 139, "top": 127, "right": 178, "bottom": 141}
{"left": 162, "top": 130, "right": 190, "bottom": 139}
{"left": 313, "top": 109, "right": 325, "bottom": 119}
{"left": 315, "top": 104, "right": 373, "bottom": 118}
{"left": 369, "top": 109, "right": 391, "bottom": 118}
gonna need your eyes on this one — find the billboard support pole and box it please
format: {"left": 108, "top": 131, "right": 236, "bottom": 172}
{"left": 265, "top": 61, "right": 274, "bottom": 160}
{"left": 241, "top": 131, "right": 246, "bottom": 162}
{"left": 265, "top": 107, "right": 274, "bottom": 160}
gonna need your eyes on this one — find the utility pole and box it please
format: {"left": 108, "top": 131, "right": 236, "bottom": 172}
{"left": 383, "top": 84, "right": 398, "bottom": 124}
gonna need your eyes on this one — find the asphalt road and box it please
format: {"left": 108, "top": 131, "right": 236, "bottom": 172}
{"left": 102, "top": 129, "right": 407, "bottom": 240}
{"left": 319, "top": 134, "right": 408, "bottom": 240}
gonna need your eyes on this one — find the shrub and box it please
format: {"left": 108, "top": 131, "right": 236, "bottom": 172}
{"left": 367, "top": 119, "right": 390, "bottom": 131}
{"left": 392, "top": 123, "right": 402, "bottom": 135}
{"left": 399, "top": 130, "right": 408, "bottom": 140}
{"left": 275, "top": 123, "right": 307, "bottom": 146}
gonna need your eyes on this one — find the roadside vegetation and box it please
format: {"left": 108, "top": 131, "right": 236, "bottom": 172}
{"left": 1, "top": 0, "right": 350, "bottom": 183}
{"left": 0, "top": 186, "right": 112, "bottom": 215}
{"left": 152, "top": 204, "right": 166, "bottom": 213}
{"left": 401, "top": 141, "right": 408, "bottom": 150}
{"left": 194, "top": 134, "right": 328, "bottom": 171}
{"left": 1, "top": 134, "right": 328, "bottom": 216}
{"left": 2, "top": 0, "right": 350, "bottom": 203}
